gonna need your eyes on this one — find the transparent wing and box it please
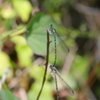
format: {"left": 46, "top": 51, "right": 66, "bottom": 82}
{"left": 47, "top": 24, "right": 69, "bottom": 52}
{"left": 47, "top": 25, "right": 69, "bottom": 67}
{"left": 53, "top": 27, "right": 69, "bottom": 52}
{"left": 52, "top": 67, "right": 74, "bottom": 95}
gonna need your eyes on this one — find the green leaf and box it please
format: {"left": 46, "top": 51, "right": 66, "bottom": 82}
{"left": 0, "top": 3, "right": 16, "bottom": 19}
{"left": 29, "top": 65, "right": 44, "bottom": 81}
{"left": 28, "top": 81, "right": 53, "bottom": 100}
{"left": 10, "top": 36, "right": 33, "bottom": 67}
{"left": 25, "top": 12, "right": 58, "bottom": 55}
{"left": 12, "top": 0, "right": 32, "bottom": 22}
{"left": 0, "top": 90, "right": 20, "bottom": 100}
{"left": 0, "top": 52, "right": 12, "bottom": 76}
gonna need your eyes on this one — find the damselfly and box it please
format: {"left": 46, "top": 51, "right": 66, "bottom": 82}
{"left": 50, "top": 65, "right": 74, "bottom": 95}
{"left": 46, "top": 25, "right": 74, "bottom": 99}
{"left": 46, "top": 25, "right": 69, "bottom": 67}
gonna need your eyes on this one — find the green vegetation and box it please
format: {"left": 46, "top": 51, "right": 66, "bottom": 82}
{"left": 0, "top": 0, "right": 100, "bottom": 100}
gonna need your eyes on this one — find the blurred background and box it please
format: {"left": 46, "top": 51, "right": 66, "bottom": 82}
{"left": 0, "top": 0, "right": 100, "bottom": 100}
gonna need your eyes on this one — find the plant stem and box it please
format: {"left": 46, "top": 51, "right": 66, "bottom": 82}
{"left": 36, "top": 29, "right": 50, "bottom": 100}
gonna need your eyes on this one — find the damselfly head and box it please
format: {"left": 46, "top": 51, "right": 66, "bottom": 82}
{"left": 47, "top": 24, "right": 56, "bottom": 35}
{"left": 46, "top": 27, "right": 53, "bottom": 34}
{"left": 50, "top": 65, "right": 53, "bottom": 68}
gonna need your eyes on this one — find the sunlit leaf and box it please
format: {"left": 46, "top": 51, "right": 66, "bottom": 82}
{"left": 28, "top": 81, "right": 53, "bottom": 100}
{"left": 0, "top": 52, "right": 12, "bottom": 76}
{"left": 0, "top": 3, "right": 16, "bottom": 19}
{"left": 12, "top": 0, "right": 32, "bottom": 22}
{"left": 11, "top": 36, "right": 33, "bottom": 67}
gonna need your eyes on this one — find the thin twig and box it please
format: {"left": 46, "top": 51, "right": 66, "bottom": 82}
{"left": 36, "top": 30, "right": 50, "bottom": 100}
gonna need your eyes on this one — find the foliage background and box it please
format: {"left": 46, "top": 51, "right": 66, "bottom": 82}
{"left": 0, "top": 0, "right": 100, "bottom": 100}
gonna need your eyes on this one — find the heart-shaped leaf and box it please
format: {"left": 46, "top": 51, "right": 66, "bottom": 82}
{"left": 25, "top": 12, "right": 57, "bottom": 55}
